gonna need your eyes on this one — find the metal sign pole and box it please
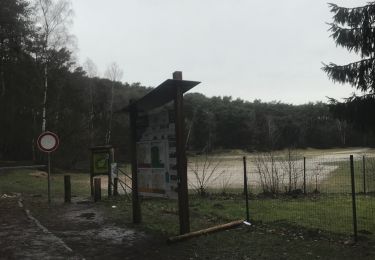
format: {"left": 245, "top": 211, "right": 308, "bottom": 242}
{"left": 47, "top": 152, "right": 51, "bottom": 204}
{"left": 36, "top": 131, "right": 59, "bottom": 204}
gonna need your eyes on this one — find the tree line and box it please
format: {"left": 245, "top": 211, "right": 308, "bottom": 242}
{"left": 1, "top": 0, "right": 374, "bottom": 168}
{"left": 184, "top": 94, "right": 375, "bottom": 152}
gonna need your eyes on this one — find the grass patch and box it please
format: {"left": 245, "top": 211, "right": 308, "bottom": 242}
{"left": 0, "top": 169, "right": 91, "bottom": 199}
{"left": 98, "top": 192, "right": 375, "bottom": 237}
{"left": 2, "top": 168, "right": 375, "bottom": 237}
{"left": 321, "top": 158, "right": 375, "bottom": 193}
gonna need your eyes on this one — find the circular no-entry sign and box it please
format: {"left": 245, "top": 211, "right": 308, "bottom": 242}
{"left": 37, "top": 131, "right": 59, "bottom": 153}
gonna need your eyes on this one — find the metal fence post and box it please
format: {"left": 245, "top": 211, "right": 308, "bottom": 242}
{"left": 47, "top": 153, "right": 51, "bottom": 204}
{"left": 114, "top": 177, "right": 118, "bottom": 196}
{"left": 350, "top": 155, "right": 358, "bottom": 242}
{"left": 243, "top": 156, "right": 250, "bottom": 222}
{"left": 363, "top": 155, "right": 366, "bottom": 194}
{"left": 303, "top": 157, "right": 306, "bottom": 194}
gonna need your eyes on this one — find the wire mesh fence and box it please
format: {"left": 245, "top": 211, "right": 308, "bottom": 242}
{"left": 187, "top": 151, "right": 375, "bottom": 237}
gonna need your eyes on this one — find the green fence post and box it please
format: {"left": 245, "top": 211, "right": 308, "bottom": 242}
{"left": 303, "top": 157, "right": 306, "bottom": 194}
{"left": 243, "top": 156, "right": 250, "bottom": 222}
{"left": 363, "top": 155, "right": 366, "bottom": 194}
{"left": 350, "top": 155, "right": 358, "bottom": 242}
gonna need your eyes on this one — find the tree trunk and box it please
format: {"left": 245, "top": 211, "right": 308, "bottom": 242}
{"left": 41, "top": 62, "right": 48, "bottom": 132}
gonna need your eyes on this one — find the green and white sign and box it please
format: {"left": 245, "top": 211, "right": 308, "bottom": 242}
{"left": 92, "top": 152, "right": 110, "bottom": 175}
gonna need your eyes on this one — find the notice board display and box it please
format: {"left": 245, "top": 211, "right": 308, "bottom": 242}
{"left": 136, "top": 109, "right": 178, "bottom": 198}
{"left": 92, "top": 151, "right": 110, "bottom": 176}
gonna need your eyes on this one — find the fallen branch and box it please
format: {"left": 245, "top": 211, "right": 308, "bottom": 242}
{"left": 167, "top": 220, "right": 245, "bottom": 243}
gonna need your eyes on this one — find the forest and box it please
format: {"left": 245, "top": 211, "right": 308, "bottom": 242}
{"left": 1, "top": 0, "right": 374, "bottom": 168}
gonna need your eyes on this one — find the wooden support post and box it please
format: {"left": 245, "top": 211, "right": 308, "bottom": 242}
{"left": 114, "top": 177, "right": 118, "bottom": 196}
{"left": 108, "top": 148, "right": 114, "bottom": 197}
{"left": 350, "top": 155, "right": 358, "bottom": 242}
{"left": 130, "top": 107, "right": 141, "bottom": 223}
{"left": 174, "top": 72, "right": 190, "bottom": 235}
{"left": 64, "top": 175, "right": 71, "bottom": 203}
{"left": 90, "top": 152, "right": 94, "bottom": 198}
{"left": 94, "top": 178, "right": 101, "bottom": 202}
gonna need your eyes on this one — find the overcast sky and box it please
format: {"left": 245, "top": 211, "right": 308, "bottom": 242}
{"left": 71, "top": 0, "right": 367, "bottom": 104}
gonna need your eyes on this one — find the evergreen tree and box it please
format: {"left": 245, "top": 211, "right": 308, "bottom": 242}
{"left": 323, "top": 2, "right": 375, "bottom": 136}
{"left": 323, "top": 2, "right": 375, "bottom": 91}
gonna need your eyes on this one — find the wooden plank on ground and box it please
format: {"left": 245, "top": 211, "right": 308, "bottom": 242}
{"left": 167, "top": 220, "right": 244, "bottom": 243}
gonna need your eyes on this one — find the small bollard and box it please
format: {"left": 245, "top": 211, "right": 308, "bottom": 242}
{"left": 64, "top": 175, "right": 71, "bottom": 203}
{"left": 94, "top": 178, "right": 101, "bottom": 202}
{"left": 114, "top": 177, "right": 119, "bottom": 196}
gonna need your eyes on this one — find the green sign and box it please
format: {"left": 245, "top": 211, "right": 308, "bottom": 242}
{"left": 92, "top": 152, "right": 109, "bottom": 175}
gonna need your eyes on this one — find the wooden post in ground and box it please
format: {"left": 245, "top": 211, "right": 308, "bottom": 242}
{"left": 174, "top": 71, "right": 190, "bottom": 234}
{"left": 108, "top": 148, "right": 114, "bottom": 197}
{"left": 64, "top": 175, "right": 71, "bottom": 203}
{"left": 90, "top": 152, "right": 94, "bottom": 198}
{"left": 94, "top": 178, "right": 102, "bottom": 202}
{"left": 114, "top": 177, "right": 118, "bottom": 196}
{"left": 130, "top": 105, "right": 141, "bottom": 223}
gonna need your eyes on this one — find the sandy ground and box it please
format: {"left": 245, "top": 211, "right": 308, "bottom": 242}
{"left": 187, "top": 148, "right": 373, "bottom": 190}
{"left": 95, "top": 148, "right": 373, "bottom": 193}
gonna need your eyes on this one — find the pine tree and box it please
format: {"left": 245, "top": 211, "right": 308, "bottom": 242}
{"left": 323, "top": 2, "right": 375, "bottom": 92}
{"left": 323, "top": 2, "right": 375, "bottom": 133}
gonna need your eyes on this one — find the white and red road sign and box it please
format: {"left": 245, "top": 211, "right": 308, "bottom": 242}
{"left": 37, "top": 131, "right": 59, "bottom": 153}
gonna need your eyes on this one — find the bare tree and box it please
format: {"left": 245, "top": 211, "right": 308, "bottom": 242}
{"left": 104, "top": 62, "right": 123, "bottom": 144}
{"left": 280, "top": 148, "right": 303, "bottom": 192}
{"left": 254, "top": 151, "right": 284, "bottom": 195}
{"left": 83, "top": 58, "right": 98, "bottom": 146}
{"left": 33, "top": 0, "right": 73, "bottom": 132}
{"left": 311, "top": 163, "right": 324, "bottom": 193}
{"left": 188, "top": 153, "right": 224, "bottom": 196}
{"left": 218, "top": 168, "right": 233, "bottom": 195}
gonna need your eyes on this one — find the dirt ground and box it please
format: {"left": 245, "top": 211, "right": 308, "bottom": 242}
{"left": 0, "top": 194, "right": 174, "bottom": 260}
{"left": 0, "top": 195, "right": 80, "bottom": 259}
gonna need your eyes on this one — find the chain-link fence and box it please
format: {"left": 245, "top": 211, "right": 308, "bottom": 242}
{"left": 187, "top": 151, "right": 375, "bottom": 238}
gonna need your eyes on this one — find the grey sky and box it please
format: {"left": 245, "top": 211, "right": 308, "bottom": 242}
{"left": 71, "top": 0, "right": 367, "bottom": 104}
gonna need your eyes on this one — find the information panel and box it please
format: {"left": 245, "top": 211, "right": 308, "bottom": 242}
{"left": 92, "top": 151, "right": 110, "bottom": 175}
{"left": 136, "top": 109, "right": 178, "bottom": 198}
